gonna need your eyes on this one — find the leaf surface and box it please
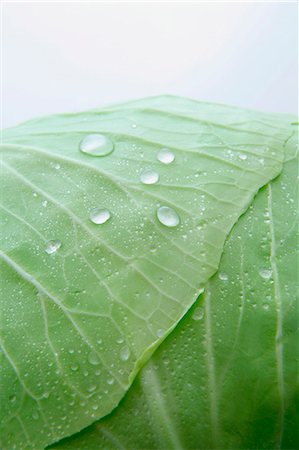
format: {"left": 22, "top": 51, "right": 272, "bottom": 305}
{"left": 0, "top": 97, "right": 294, "bottom": 449}
{"left": 51, "top": 125, "right": 298, "bottom": 450}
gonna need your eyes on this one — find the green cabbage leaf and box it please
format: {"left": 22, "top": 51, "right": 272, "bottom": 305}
{"left": 0, "top": 96, "right": 297, "bottom": 449}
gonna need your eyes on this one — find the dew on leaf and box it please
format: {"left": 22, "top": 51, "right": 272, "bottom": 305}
{"left": 259, "top": 268, "right": 272, "bottom": 280}
{"left": 45, "top": 240, "right": 61, "bottom": 255}
{"left": 87, "top": 384, "right": 97, "bottom": 393}
{"left": 9, "top": 394, "right": 16, "bottom": 403}
{"left": 32, "top": 411, "right": 39, "bottom": 420}
{"left": 157, "top": 206, "right": 180, "bottom": 227}
{"left": 89, "top": 208, "right": 111, "bottom": 225}
{"left": 88, "top": 351, "right": 100, "bottom": 366}
{"left": 156, "top": 329, "right": 164, "bottom": 338}
{"left": 79, "top": 134, "right": 114, "bottom": 157}
{"left": 238, "top": 154, "right": 248, "bottom": 160}
{"left": 157, "top": 148, "right": 175, "bottom": 164}
{"left": 192, "top": 307, "right": 204, "bottom": 321}
{"left": 120, "top": 346, "right": 130, "bottom": 361}
{"left": 140, "top": 169, "right": 159, "bottom": 185}
{"left": 218, "top": 272, "right": 228, "bottom": 281}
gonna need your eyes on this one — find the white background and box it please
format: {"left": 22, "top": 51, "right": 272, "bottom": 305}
{"left": 2, "top": 1, "right": 298, "bottom": 129}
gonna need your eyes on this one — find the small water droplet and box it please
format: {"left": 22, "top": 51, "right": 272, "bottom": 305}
{"left": 238, "top": 154, "right": 247, "bottom": 160}
{"left": 88, "top": 351, "right": 100, "bottom": 366}
{"left": 120, "top": 346, "right": 130, "bottom": 361}
{"left": 42, "top": 200, "right": 48, "bottom": 207}
{"left": 156, "top": 329, "right": 164, "bottom": 338}
{"left": 87, "top": 384, "right": 97, "bottom": 393}
{"left": 157, "top": 206, "right": 180, "bottom": 227}
{"left": 192, "top": 307, "right": 204, "bottom": 321}
{"left": 259, "top": 268, "right": 272, "bottom": 280}
{"left": 79, "top": 134, "right": 114, "bottom": 157}
{"left": 9, "top": 395, "right": 16, "bottom": 403}
{"left": 45, "top": 240, "right": 61, "bottom": 255}
{"left": 89, "top": 208, "right": 111, "bottom": 225}
{"left": 107, "top": 378, "right": 114, "bottom": 385}
{"left": 157, "top": 148, "right": 175, "bottom": 164}
{"left": 32, "top": 411, "right": 39, "bottom": 420}
{"left": 218, "top": 272, "right": 228, "bottom": 281}
{"left": 71, "top": 364, "right": 79, "bottom": 372}
{"left": 140, "top": 169, "right": 159, "bottom": 185}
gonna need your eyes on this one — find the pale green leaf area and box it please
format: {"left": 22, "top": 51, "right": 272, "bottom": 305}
{"left": 0, "top": 96, "right": 296, "bottom": 449}
{"left": 52, "top": 126, "right": 298, "bottom": 450}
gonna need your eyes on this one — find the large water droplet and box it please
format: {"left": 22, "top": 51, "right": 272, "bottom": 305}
{"left": 238, "top": 154, "right": 248, "bottom": 161}
{"left": 157, "top": 206, "right": 180, "bottom": 227}
{"left": 79, "top": 134, "right": 114, "bottom": 157}
{"left": 120, "top": 346, "right": 130, "bottom": 361}
{"left": 45, "top": 240, "right": 61, "bottom": 255}
{"left": 259, "top": 268, "right": 272, "bottom": 280}
{"left": 157, "top": 148, "right": 175, "bottom": 164}
{"left": 140, "top": 169, "right": 159, "bottom": 185}
{"left": 89, "top": 208, "right": 111, "bottom": 225}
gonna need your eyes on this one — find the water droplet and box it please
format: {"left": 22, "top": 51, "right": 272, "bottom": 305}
{"left": 157, "top": 148, "right": 175, "bottom": 164}
{"left": 192, "top": 307, "right": 204, "bottom": 321}
{"left": 79, "top": 134, "right": 114, "bottom": 157}
{"left": 9, "top": 395, "right": 16, "bottom": 403}
{"left": 45, "top": 240, "right": 61, "bottom": 255}
{"left": 71, "top": 364, "right": 79, "bottom": 372}
{"left": 157, "top": 206, "right": 180, "bottom": 227}
{"left": 218, "top": 272, "right": 228, "bottom": 281}
{"left": 87, "top": 384, "right": 97, "bottom": 393}
{"left": 32, "top": 411, "right": 39, "bottom": 420}
{"left": 156, "top": 329, "right": 164, "bottom": 338}
{"left": 107, "top": 378, "right": 114, "bottom": 385}
{"left": 259, "top": 268, "right": 272, "bottom": 280}
{"left": 238, "top": 154, "right": 247, "bottom": 160}
{"left": 42, "top": 200, "right": 48, "bottom": 207}
{"left": 88, "top": 351, "right": 100, "bottom": 366}
{"left": 120, "top": 346, "right": 130, "bottom": 361}
{"left": 140, "top": 169, "right": 159, "bottom": 185}
{"left": 89, "top": 208, "right": 111, "bottom": 225}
